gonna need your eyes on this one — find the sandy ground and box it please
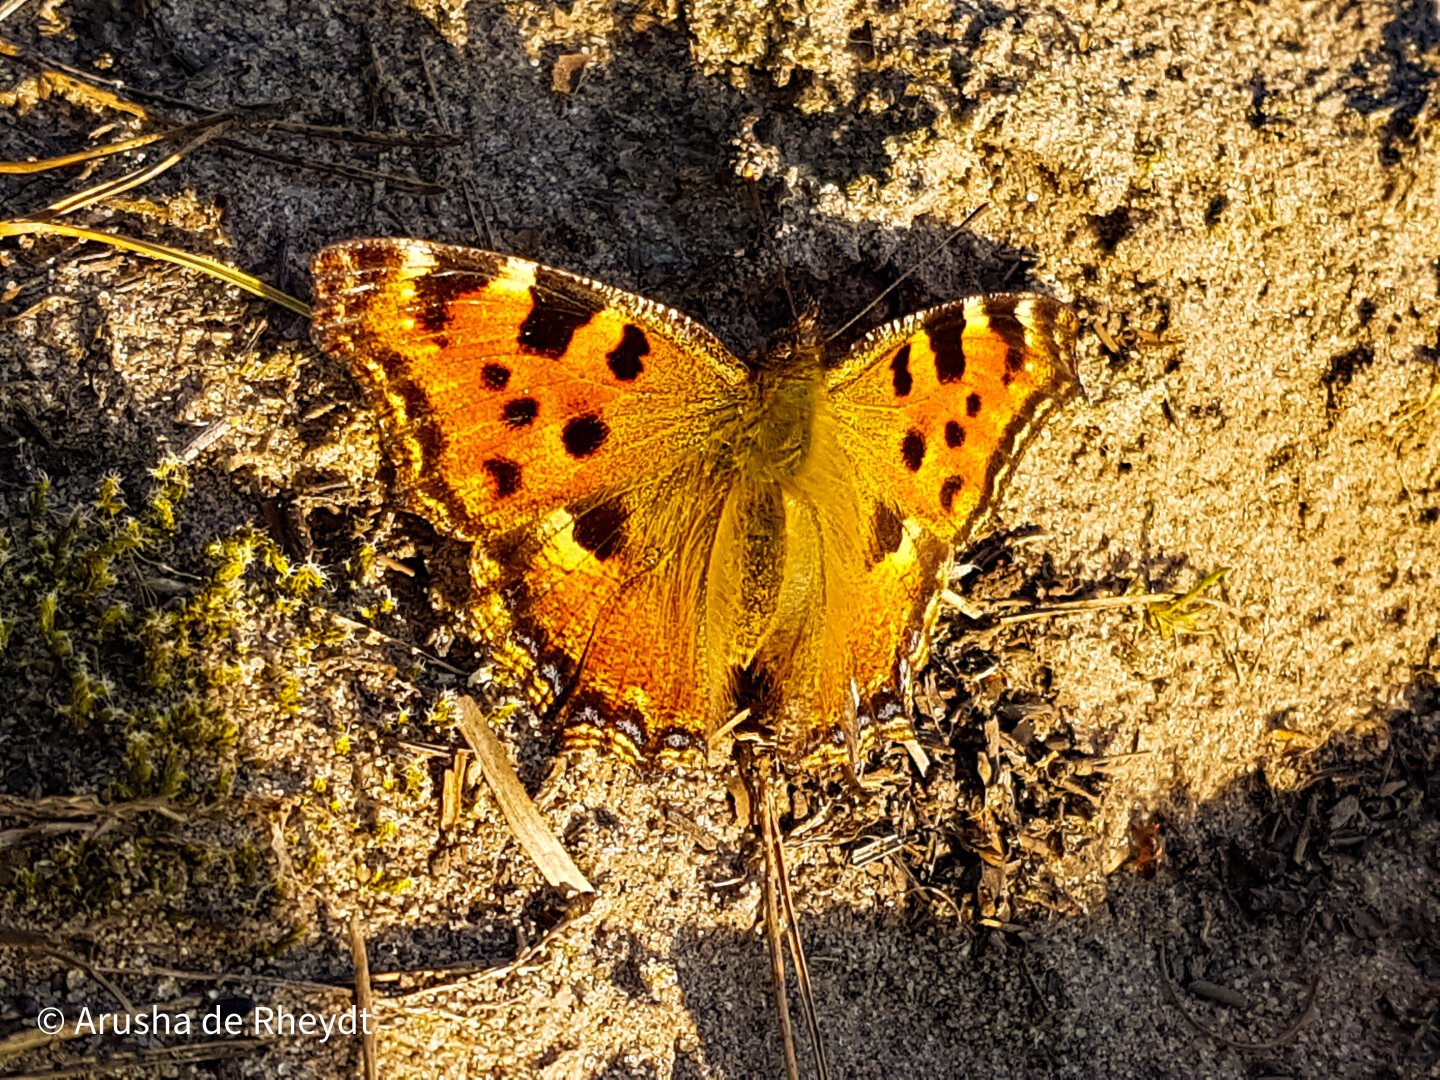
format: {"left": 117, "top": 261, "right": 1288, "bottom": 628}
{"left": 0, "top": 0, "right": 1437, "bottom": 1077}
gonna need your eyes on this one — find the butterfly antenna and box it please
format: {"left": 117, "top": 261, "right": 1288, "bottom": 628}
{"left": 825, "top": 203, "right": 989, "bottom": 344}
{"left": 747, "top": 177, "right": 800, "bottom": 323}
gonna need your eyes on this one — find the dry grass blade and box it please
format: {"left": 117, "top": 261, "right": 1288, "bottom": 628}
{"left": 0, "top": 112, "right": 309, "bottom": 318}
{"left": 440, "top": 749, "right": 469, "bottom": 831}
{"left": 35, "top": 121, "right": 232, "bottom": 217}
{"left": 0, "top": 220, "right": 309, "bottom": 316}
{"left": 747, "top": 754, "right": 830, "bottom": 1080}
{"left": 769, "top": 780, "right": 829, "bottom": 1080}
{"left": 826, "top": 203, "right": 987, "bottom": 343}
{"left": 212, "top": 137, "right": 445, "bottom": 196}
{"left": 979, "top": 590, "right": 1179, "bottom": 624}
{"left": 3, "top": 1037, "right": 272, "bottom": 1078}
{"left": 90, "top": 963, "right": 356, "bottom": 997}
{"left": 262, "top": 119, "right": 463, "bottom": 148}
{"left": 760, "top": 773, "right": 802, "bottom": 1080}
{"left": 0, "top": 35, "right": 150, "bottom": 119}
{"left": 324, "top": 612, "right": 467, "bottom": 676}
{"left": 0, "top": 995, "right": 206, "bottom": 1059}
{"left": 0, "top": 928, "right": 134, "bottom": 1014}
{"left": 455, "top": 694, "right": 594, "bottom": 896}
{"left": 381, "top": 897, "right": 596, "bottom": 996}
{"left": 0, "top": 108, "right": 283, "bottom": 176}
{"left": 708, "top": 706, "right": 751, "bottom": 749}
{"left": 960, "top": 568, "right": 1234, "bottom": 637}
{"left": 0, "top": 128, "right": 169, "bottom": 174}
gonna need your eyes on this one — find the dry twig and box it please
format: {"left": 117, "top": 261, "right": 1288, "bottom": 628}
{"left": 1157, "top": 941, "right": 1319, "bottom": 1051}
{"left": 348, "top": 916, "right": 379, "bottom": 1080}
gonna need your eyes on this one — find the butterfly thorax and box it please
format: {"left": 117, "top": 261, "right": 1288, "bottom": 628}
{"left": 741, "top": 361, "right": 823, "bottom": 482}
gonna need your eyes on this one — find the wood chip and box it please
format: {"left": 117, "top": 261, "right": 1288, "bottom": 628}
{"left": 902, "top": 739, "right": 931, "bottom": 777}
{"left": 551, "top": 52, "right": 588, "bottom": 94}
{"left": 456, "top": 695, "right": 593, "bottom": 896}
{"left": 440, "top": 748, "right": 469, "bottom": 831}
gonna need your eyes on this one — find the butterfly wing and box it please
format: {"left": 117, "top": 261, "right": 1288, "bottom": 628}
{"left": 310, "top": 239, "right": 751, "bottom": 764}
{"left": 762, "top": 294, "right": 1079, "bottom": 762}
{"left": 825, "top": 293, "right": 1079, "bottom": 542}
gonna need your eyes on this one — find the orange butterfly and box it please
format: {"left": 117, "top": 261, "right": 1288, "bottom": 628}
{"left": 310, "top": 240, "right": 1078, "bottom": 769}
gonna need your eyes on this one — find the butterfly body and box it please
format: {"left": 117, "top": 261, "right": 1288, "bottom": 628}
{"left": 310, "top": 239, "right": 1078, "bottom": 770}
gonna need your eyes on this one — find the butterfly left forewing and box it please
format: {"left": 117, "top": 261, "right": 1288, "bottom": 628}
{"left": 310, "top": 238, "right": 750, "bottom": 766}
{"left": 311, "top": 239, "right": 748, "bottom": 541}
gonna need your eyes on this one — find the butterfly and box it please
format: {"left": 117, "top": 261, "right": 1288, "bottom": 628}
{"left": 309, "top": 239, "right": 1078, "bottom": 770}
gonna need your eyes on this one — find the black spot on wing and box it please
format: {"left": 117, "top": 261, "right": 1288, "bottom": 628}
{"left": 503, "top": 397, "right": 538, "bottom": 428}
{"left": 328, "top": 240, "right": 408, "bottom": 273}
{"left": 393, "top": 377, "right": 443, "bottom": 460}
{"left": 482, "top": 363, "right": 511, "bottom": 390}
{"left": 518, "top": 269, "right": 599, "bottom": 358}
{"left": 484, "top": 458, "right": 522, "bottom": 498}
{"left": 562, "top": 414, "right": 609, "bottom": 458}
{"left": 939, "top": 474, "right": 965, "bottom": 512}
{"left": 871, "top": 502, "right": 904, "bottom": 562}
{"left": 365, "top": 344, "right": 412, "bottom": 383}
{"left": 890, "top": 344, "right": 913, "bottom": 396}
{"left": 412, "top": 268, "right": 490, "bottom": 334}
{"left": 607, "top": 324, "right": 648, "bottom": 381}
{"left": 987, "top": 306, "right": 1029, "bottom": 382}
{"left": 572, "top": 498, "right": 628, "bottom": 561}
{"left": 368, "top": 354, "right": 474, "bottom": 528}
{"left": 927, "top": 308, "right": 967, "bottom": 383}
{"left": 966, "top": 393, "right": 982, "bottom": 418}
{"left": 901, "top": 430, "right": 926, "bottom": 472}
{"left": 945, "top": 420, "right": 965, "bottom": 447}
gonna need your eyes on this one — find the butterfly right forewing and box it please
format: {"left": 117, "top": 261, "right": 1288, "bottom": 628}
{"left": 756, "top": 294, "right": 1080, "bottom": 763}
{"left": 825, "top": 293, "right": 1080, "bottom": 544}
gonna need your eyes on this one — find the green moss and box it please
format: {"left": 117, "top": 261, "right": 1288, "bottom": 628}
{"left": 364, "top": 869, "right": 413, "bottom": 896}
{"left": 95, "top": 472, "right": 124, "bottom": 517}
{"left": 402, "top": 761, "right": 427, "bottom": 797}
{"left": 0, "top": 464, "right": 337, "bottom": 921}
{"left": 426, "top": 691, "right": 459, "bottom": 730}
{"left": 10, "top": 833, "right": 277, "bottom": 916}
